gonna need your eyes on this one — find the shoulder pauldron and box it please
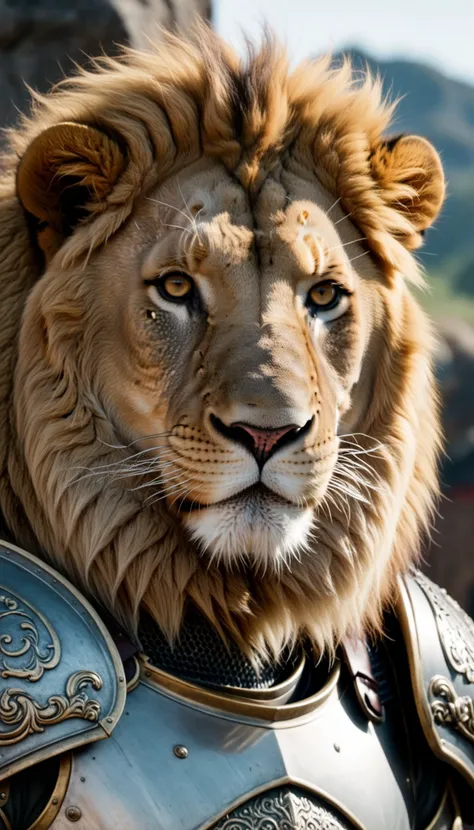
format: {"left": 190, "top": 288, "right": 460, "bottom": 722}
{"left": 398, "top": 570, "right": 474, "bottom": 788}
{"left": 0, "top": 540, "right": 125, "bottom": 781}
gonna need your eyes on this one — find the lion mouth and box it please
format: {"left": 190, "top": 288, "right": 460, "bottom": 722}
{"left": 177, "top": 483, "right": 296, "bottom": 513}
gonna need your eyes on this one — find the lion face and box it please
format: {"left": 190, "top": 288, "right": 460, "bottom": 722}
{"left": 4, "top": 32, "right": 445, "bottom": 654}
{"left": 64, "top": 159, "right": 377, "bottom": 570}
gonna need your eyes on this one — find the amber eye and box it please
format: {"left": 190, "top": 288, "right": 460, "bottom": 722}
{"left": 308, "top": 281, "right": 338, "bottom": 308}
{"left": 307, "top": 281, "right": 348, "bottom": 315}
{"left": 153, "top": 271, "right": 194, "bottom": 303}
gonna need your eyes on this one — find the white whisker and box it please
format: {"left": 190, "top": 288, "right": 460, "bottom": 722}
{"left": 326, "top": 237, "right": 367, "bottom": 254}
{"left": 146, "top": 196, "right": 193, "bottom": 225}
{"left": 347, "top": 251, "right": 370, "bottom": 264}
{"left": 325, "top": 196, "right": 341, "bottom": 216}
{"left": 333, "top": 211, "right": 353, "bottom": 227}
{"left": 159, "top": 224, "right": 194, "bottom": 243}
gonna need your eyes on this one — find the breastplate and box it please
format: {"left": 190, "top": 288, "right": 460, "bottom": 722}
{"left": 0, "top": 544, "right": 462, "bottom": 830}
{"left": 46, "top": 658, "right": 450, "bottom": 830}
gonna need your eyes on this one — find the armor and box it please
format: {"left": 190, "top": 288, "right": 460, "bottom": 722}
{"left": 0, "top": 540, "right": 473, "bottom": 829}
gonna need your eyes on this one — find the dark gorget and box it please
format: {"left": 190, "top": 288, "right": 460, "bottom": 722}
{"left": 138, "top": 607, "right": 301, "bottom": 690}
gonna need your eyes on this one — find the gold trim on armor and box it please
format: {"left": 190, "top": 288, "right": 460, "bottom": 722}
{"left": 201, "top": 654, "right": 306, "bottom": 704}
{"left": 0, "top": 806, "right": 12, "bottom": 830}
{"left": 0, "top": 540, "right": 124, "bottom": 685}
{"left": 139, "top": 655, "right": 340, "bottom": 725}
{"left": 429, "top": 675, "right": 474, "bottom": 744}
{"left": 126, "top": 656, "right": 141, "bottom": 693}
{"left": 396, "top": 574, "right": 474, "bottom": 788}
{"left": 0, "top": 671, "right": 103, "bottom": 746}
{"left": 449, "top": 780, "right": 464, "bottom": 829}
{"left": 0, "top": 540, "right": 127, "bottom": 782}
{"left": 0, "top": 586, "right": 61, "bottom": 681}
{"left": 423, "top": 787, "right": 449, "bottom": 830}
{"left": 0, "top": 781, "right": 11, "bottom": 830}
{"left": 27, "top": 753, "right": 72, "bottom": 830}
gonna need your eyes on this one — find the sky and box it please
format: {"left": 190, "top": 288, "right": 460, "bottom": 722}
{"left": 215, "top": 0, "right": 474, "bottom": 85}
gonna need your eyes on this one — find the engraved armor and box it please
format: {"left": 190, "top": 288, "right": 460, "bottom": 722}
{"left": 0, "top": 542, "right": 472, "bottom": 829}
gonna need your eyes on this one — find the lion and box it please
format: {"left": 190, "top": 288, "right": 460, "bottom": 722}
{"left": 0, "top": 29, "right": 444, "bottom": 663}
{"left": 7, "top": 26, "right": 474, "bottom": 830}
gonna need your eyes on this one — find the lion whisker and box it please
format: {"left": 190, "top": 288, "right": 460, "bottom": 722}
{"left": 336, "top": 451, "right": 380, "bottom": 472}
{"left": 333, "top": 210, "right": 353, "bottom": 227}
{"left": 176, "top": 177, "right": 203, "bottom": 245}
{"left": 146, "top": 196, "right": 194, "bottom": 226}
{"left": 326, "top": 237, "right": 367, "bottom": 254}
{"left": 324, "top": 196, "right": 341, "bottom": 216}
{"left": 128, "top": 468, "right": 200, "bottom": 491}
{"left": 339, "top": 433, "right": 386, "bottom": 451}
{"left": 97, "top": 430, "right": 172, "bottom": 450}
{"left": 336, "top": 470, "right": 382, "bottom": 495}
{"left": 144, "top": 480, "right": 193, "bottom": 507}
{"left": 95, "top": 444, "right": 175, "bottom": 466}
{"left": 347, "top": 251, "right": 370, "bottom": 264}
{"left": 336, "top": 454, "right": 383, "bottom": 481}
{"left": 159, "top": 221, "right": 194, "bottom": 236}
{"left": 325, "top": 486, "right": 351, "bottom": 523}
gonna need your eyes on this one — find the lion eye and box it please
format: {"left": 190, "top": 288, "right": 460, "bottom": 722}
{"left": 305, "top": 280, "right": 350, "bottom": 322}
{"left": 307, "top": 281, "right": 340, "bottom": 310}
{"left": 153, "top": 271, "right": 194, "bottom": 303}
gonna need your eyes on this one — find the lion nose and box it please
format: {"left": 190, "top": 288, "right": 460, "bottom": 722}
{"left": 233, "top": 423, "right": 297, "bottom": 463}
{"left": 210, "top": 415, "right": 312, "bottom": 466}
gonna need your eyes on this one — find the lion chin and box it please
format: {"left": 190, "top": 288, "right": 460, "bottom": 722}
{"left": 183, "top": 485, "right": 314, "bottom": 570}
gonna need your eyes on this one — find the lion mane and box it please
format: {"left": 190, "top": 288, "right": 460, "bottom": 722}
{"left": 0, "top": 27, "right": 443, "bottom": 660}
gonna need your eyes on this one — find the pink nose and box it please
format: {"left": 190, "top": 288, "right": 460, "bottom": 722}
{"left": 232, "top": 422, "right": 298, "bottom": 463}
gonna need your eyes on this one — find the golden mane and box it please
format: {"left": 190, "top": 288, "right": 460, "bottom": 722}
{"left": 0, "top": 26, "right": 442, "bottom": 660}
{"left": 6, "top": 28, "right": 433, "bottom": 281}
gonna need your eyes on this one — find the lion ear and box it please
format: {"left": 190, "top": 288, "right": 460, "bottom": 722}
{"left": 17, "top": 122, "right": 126, "bottom": 258}
{"left": 371, "top": 134, "right": 445, "bottom": 238}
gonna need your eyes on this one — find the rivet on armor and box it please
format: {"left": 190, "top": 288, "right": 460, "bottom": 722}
{"left": 80, "top": 777, "right": 86, "bottom": 783}
{"left": 106, "top": 717, "right": 113, "bottom": 723}
{"left": 0, "top": 792, "right": 6, "bottom": 803}
{"left": 173, "top": 744, "right": 189, "bottom": 759}
{"left": 65, "top": 806, "right": 82, "bottom": 822}
{"left": 52, "top": 798, "right": 58, "bottom": 805}
{"left": 333, "top": 743, "right": 340, "bottom": 753}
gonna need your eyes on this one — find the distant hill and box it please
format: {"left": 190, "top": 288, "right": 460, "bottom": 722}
{"left": 335, "top": 49, "right": 474, "bottom": 314}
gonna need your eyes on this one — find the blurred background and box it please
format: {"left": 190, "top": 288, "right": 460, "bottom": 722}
{"left": 1, "top": 0, "right": 473, "bottom": 611}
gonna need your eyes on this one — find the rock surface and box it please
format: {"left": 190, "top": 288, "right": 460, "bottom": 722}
{"left": 0, "top": 0, "right": 210, "bottom": 134}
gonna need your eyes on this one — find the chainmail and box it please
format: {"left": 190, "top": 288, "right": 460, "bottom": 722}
{"left": 138, "top": 609, "right": 299, "bottom": 689}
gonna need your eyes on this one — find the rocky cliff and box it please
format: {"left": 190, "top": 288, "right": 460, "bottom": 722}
{"left": 0, "top": 0, "right": 210, "bottom": 135}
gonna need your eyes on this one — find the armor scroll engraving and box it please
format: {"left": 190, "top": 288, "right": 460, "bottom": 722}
{"left": 213, "top": 788, "right": 350, "bottom": 829}
{"left": 414, "top": 573, "right": 474, "bottom": 681}
{"left": 429, "top": 674, "right": 474, "bottom": 745}
{"left": 0, "top": 670, "right": 102, "bottom": 746}
{"left": 0, "top": 589, "right": 60, "bottom": 681}
{"left": 0, "top": 587, "right": 103, "bottom": 746}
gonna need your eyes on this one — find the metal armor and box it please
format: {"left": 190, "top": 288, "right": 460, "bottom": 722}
{"left": 0, "top": 539, "right": 473, "bottom": 829}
